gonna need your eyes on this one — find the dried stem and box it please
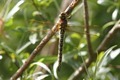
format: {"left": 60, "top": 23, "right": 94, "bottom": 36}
{"left": 69, "top": 20, "right": 120, "bottom": 80}
{"left": 83, "top": 0, "right": 93, "bottom": 56}
{"left": 68, "top": 1, "right": 95, "bottom": 79}
{"left": 10, "top": 0, "right": 80, "bottom": 80}
{"left": 97, "top": 20, "right": 120, "bottom": 52}
{"left": 60, "top": 0, "right": 73, "bottom": 11}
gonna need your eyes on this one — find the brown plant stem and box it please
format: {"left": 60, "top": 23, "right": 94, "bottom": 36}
{"left": 69, "top": 20, "right": 120, "bottom": 80}
{"left": 97, "top": 20, "right": 120, "bottom": 52}
{"left": 60, "top": 0, "right": 73, "bottom": 12}
{"left": 83, "top": 0, "right": 93, "bottom": 56}
{"left": 11, "top": 0, "right": 80, "bottom": 80}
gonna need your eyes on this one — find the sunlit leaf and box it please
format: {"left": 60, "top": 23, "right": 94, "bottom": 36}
{"left": 97, "top": 0, "right": 105, "bottom": 4}
{"left": 27, "top": 72, "right": 43, "bottom": 79}
{"left": 110, "top": 48, "right": 120, "bottom": 59}
{"left": 78, "top": 43, "right": 85, "bottom": 48}
{"left": 35, "top": 74, "right": 49, "bottom": 80}
{"left": 32, "top": 62, "right": 52, "bottom": 74}
{"left": 0, "top": 55, "right": 3, "bottom": 60}
{"left": 53, "top": 61, "right": 58, "bottom": 79}
{"left": 5, "top": 0, "right": 24, "bottom": 21}
{"left": 97, "top": 0, "right": 111, "bottom": 5}
{"left": 16, "top": 42, "right": 31, "bottom": 54}
{"left": 32, "top": 72, "right": 43, "bottom": 77}
{"left": 78, "top": 51, "right": 87, "bottom": 56}
{"left": 112, "top": 8, "right": 119, "bottom": 20}
{"left": 29, "top": 33, "right": 38, "bottom": 44}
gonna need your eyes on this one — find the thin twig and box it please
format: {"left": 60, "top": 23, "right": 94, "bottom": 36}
{"left": 60, "top": 0, "right": 73, "bottom": 12}
{"left": 97, "top": 20, "right": 120, "bottom": 52}
{"left": 10, "top": 0, "right": 80, "bottom": 80}
{"left": 83, "top": 0, "right": 93, "bottom": 56}
{"left": 68, "top": 1, "right": 94, "bottom": 79}
{"left": 69, "top": 20, "right": 120, "bottom": 80}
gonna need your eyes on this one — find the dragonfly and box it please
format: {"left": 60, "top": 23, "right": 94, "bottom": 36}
{"left": 57, "top": 12, "right": 67, "bottom": 70}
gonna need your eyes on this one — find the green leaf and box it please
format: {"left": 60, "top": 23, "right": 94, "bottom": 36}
{"left": 53, "top": 61, "right": 58, "bottom": 79}
{"left": 100, "top": 45, "right": 116, "bottom": 66}
{"left": 36, "top": 74, "right": 49, "bottom": 80}
{"left": 94, "top": 45, "right": 117, "bottom": 76}
{"left": 112, "top": 8, "right": 119, "bottom": 20}
{"left": 35, "top": 56, "right": 57, "bottom": 63}
{"left": 102, "top": 21, "right": 116, "bottom": 30}
{"left": 31, "top": 62, "right": 52, "bottom": 74}
{"left": 110, "top": 48, "right": 120, "bottom": 59}
{"left": 0, "top": 55, "right": 3, "bottom": 60}
{"left": 5, "top": 0, "right": 24, "bottom": 21}
{"left": 16, "top": 42, "right": 31, "bottom": 54}
{"left": 34, "top": 0, "right": 53, "bottom": 7}
{"left": 69, "top": 33, "right": 81, "bottom": 47}
{"left": 29, "top": 33, "right": 38, "bottom": 44}
{"left": 5, "top": 17, "right": 13, "bottom": 26}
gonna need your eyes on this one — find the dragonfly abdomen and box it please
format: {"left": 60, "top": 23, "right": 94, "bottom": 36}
{"left": 58, "top": 13, "right": 67, "bottom": 70}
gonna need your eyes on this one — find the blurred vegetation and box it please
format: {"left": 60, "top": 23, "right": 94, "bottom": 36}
{"left": 0, "top": 0, "right": 120, "bottom": 80}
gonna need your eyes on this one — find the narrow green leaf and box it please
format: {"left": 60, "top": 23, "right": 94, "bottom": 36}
{"left": 32, "top": 62, "right": 52, "bottom": 74}
{"left": 29, "top": 33, "right": 38, "bottom": 44}
{"left": 53, "top": 61, "right": 58, "bottom": 79}
{"left": 94, "top": 45, "right": 117, "bottom": 77}
{"left": 36, "top": 74, "right": 49, "bottom": 80}
{"left": 102, "top": 21, "right": 115, "bottom": 31}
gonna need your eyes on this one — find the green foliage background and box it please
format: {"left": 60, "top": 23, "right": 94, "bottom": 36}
{"left": 0, "top": 0, "right": 120, "bottom": 80}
